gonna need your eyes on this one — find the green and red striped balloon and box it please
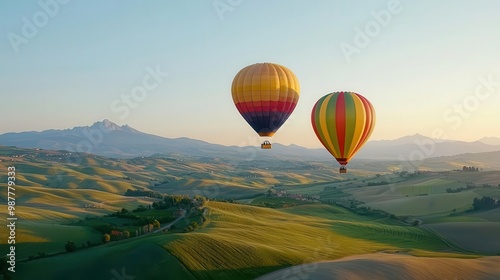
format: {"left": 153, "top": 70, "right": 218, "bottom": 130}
{"left": 311, "top": 91, "right": 375, "bottom": 169}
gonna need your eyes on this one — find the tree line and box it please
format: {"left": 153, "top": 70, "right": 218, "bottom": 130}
{"left": 463, "top": 166, "right": 480, "bottom": 172}
{"left": 472, "top": 196, "right": 499, "bottom": 211}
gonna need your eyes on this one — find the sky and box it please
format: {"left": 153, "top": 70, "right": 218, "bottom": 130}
{"left": 1, "top": 0, "right": 500, "bottom": 149}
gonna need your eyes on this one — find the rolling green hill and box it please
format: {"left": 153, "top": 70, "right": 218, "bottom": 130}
{"left": 0, "top": 146, "right": 371, "bottom": 201}
{"left": 1, "top": 146, "right": 499, "bottom": 279}
{"left": 13, "top": 200, "right": 470, "bottom": 280}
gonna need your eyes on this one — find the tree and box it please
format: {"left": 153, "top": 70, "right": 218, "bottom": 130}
{"left": 190, "top": 222, "right": 198, "bottom": 229}
{"left": 473, "top": 196, "right": 499, "bottom": 210}
{"left": 132, "top": 205, "right": 147, "bottom": 213}
{"left": 153, "top": 220, "right": 161, "bottom": 229}
{"left": 267, "top": 189, "right": 273, "bottom": 196}
{"left": 102, "top": 234, "right": 111, "bottom": 243}
{"left": 65, "top": 241, "right": 77, "bottom": 252}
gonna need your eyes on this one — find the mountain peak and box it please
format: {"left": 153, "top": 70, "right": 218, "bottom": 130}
{"left": 478, "top": 136, "right": 500, "bottom": 146}
{"left": 91, "top": 119, "right": 120, "bottom": 130}
{"left": 88, "top": 119, "right": 139, "bottom": 133}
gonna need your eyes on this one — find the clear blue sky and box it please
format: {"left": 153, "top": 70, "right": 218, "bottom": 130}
{"left": 2, "top": 0, "right": 500, "bottom": 148}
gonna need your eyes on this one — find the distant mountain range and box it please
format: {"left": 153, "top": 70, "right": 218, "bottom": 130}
{"left": 356, "top": 134, "right": 500, "bottom": 160}
{"left": 1, "top": 120, "right": 500, "bottom": 161}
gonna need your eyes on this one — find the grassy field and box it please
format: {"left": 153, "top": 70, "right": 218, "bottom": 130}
{"left": 11, "top": 200, "right": 467, "bottom": 280}
{"left": 420, "top": 207, "right": 500, "bottom": 255}
{"left": 257, "top": 253, "right": 500, "bottom": 280}
{"left": 2, "top": 146, "right": 499, "bottom": 279}
{"left": 0, "top": 146, "right": 364, "bottom": 200}
{"left": 424, "top": 222, "right": 500, "bottom": 254}
{"left": 162, "top": 201, "right": 460, "bottom": 279}
{"left": 341, "top": 172, "right": 500, "bottom": 217}
{"left": 359, "top": 191, "right": 480, "bottom": 216}
{"left": 14, "top": 236, "right": 196, "bottom": 280}
{"left": 0, "top": 221, "right": 102, "bottom": 260}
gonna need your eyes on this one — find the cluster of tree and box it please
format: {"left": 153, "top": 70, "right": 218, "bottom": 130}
{"left": 322, "top": 199, "right": 387, "bottom": 217}
{"left": 446, "top": 184, "right": 473, "bottom": 193}
{"left": 104, "top": 229, "right": 131, "bottom": 242}
{"left": 350, "top": 206, "right": 393, "bottom": 218}
{"left": 101, "top": 220, "right": 161, "bottom": 244}
{"left": 151, "top": 179, "right": 170, "bottom": 186}
{"left": 396, "top": 171, "right": 418, "bottom": 178}
{"left": 132, "top": 205, "right": 149, "bottom": 213}
{"left": 65, "top": 241, "right": 77, "bottom": 252}
{"left": 125, "top": 189, "right": 164, "bottom": 199}
{"left": 183, "top": 221, "right": 199, "bottom": 232}
{"left": 125, "top": 189, "right": 207, "bottom": 209}
{"left": 109, "top": 208, "right": 174, "bottom": 225}
{"left": 449, "top": 183, "right": 499, "bottom": 194}
{"left": 64, "top": 239, "right": 103, "bottom": 254}
{"left": 446, "top": 187, "right": 464, "bottom": 193}
{"left": 463, "top": 166, "right": 480, "bottom": 172}
{"left": 152, "top": 195, "right": 192, "bottom": 210}
{"left": 472, "top": 196, "right": 499, "bottom": 211}
{"left": 478, "top": 183, "right": 497, "bottom": 188}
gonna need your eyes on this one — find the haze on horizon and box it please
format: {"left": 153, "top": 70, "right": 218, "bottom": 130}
{"left": 2, "top": 1, "right": 500, "bottom": 149}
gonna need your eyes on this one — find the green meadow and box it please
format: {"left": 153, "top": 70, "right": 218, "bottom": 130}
{"left": 11, "top": 200, "right": 475, "bottom": 280}
{"left": 1, "top": 147, "right": 499, "bottom": 279}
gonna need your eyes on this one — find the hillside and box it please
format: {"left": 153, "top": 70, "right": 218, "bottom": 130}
{"left": 257, "top": 253, "right": 500, "bottom": 280}
{"left": 0, "top": 146, "right": 377, "bottom": 203}
{"left": 1, "top": 145, "right": 499, "bottom": 279}
{"left": 12, "top": 201, "right": 476, "bottom": 280}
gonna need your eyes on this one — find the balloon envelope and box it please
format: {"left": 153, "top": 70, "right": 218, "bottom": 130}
{"left": 311, "top": 91, "right": 375, "bottom": 166}
{"left": 231, "top": 63, "right": 300, "bottom": 137}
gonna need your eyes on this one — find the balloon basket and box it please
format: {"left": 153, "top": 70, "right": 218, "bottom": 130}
{"left": 261, "top": 140, "right": 272, "bottom": 149}
{"left": 339, "top": 166, "right": 347, "bottom": 174}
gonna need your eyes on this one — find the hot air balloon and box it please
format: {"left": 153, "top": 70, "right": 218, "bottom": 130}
{"left": 231, "top": 63, "right": 300, "bottom": 149}
{"left": 311, "top": 91, "right": 375, "bottom": 173}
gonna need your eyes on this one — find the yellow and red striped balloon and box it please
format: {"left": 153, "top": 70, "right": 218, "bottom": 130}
{"left": 311, "top": 91, "right": 375, "bottom": 167}
{"left": 231, "top": 63, "right": 300, "bottom": 137}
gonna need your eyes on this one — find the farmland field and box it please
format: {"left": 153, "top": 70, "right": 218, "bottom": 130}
{"left": 257, "top": 253, "right": 500, "bottom": 280}
{"left": 1, "top": 147, "right": 499, "bottom": 279}
{"left": 424, "top": 222, "right": 500, "bottom": 253}
{"left": 13, "top": 200, "right": 466, "bottom": 280}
